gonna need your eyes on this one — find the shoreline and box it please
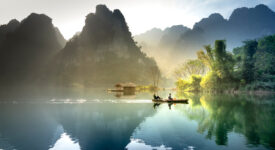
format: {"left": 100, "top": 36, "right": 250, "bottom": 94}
{"left": 176, "top": 89, "right": 275, "bottom": 96}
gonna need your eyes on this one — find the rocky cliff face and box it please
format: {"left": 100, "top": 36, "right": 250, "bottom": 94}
{"left": 52, "top": 5, "right": 160, "bottom": 87}
{"left": 0, "top": 13, "right": 66, "bottom": 85}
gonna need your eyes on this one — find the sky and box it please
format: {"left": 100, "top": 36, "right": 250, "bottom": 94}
{"left": 1, "top": 0, "right": 275, "bottom": 40}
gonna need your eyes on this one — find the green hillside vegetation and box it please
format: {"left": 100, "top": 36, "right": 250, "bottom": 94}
{"left": 175, "top": 34, "right": 275, "bottom": 93}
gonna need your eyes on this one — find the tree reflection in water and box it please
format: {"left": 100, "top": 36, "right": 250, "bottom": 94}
{"left": 175, "top": 92, "right": 275, "bottom": 149}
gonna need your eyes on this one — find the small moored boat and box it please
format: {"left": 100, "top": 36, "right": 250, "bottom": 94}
{"left": 152, "top": 99, "right": 188, "bottom": 103}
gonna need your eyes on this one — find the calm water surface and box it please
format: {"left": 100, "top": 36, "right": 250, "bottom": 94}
{"left": 0, "top": 89, "right": 274, "bottom": 150}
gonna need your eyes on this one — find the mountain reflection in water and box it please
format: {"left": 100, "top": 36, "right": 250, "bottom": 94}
{"left": 0, "top": 91, "right": 274, "bottom": 150}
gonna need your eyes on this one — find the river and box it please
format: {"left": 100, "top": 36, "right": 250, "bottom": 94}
{"left": 0, "top": 89, "right": 274, "bottom": 150}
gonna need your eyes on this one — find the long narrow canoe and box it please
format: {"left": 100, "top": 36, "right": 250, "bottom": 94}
{"left": 152, "top": 99, "right": 188, "bottom": 103}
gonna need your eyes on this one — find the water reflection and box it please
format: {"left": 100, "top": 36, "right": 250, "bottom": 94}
{"left": 126, "top": 138, "right": 172, "bottom": 150}
{"left": 0, "top": 103, "right": 155, "bottom": 150}
{"left": 153, "top": 102, "right": 188, "bottom": 110}
{"left": 153, "top": 103, "right": 161, "bottom": 109}
{"left": 49, "top": 133, "right": 80, "bottom": 150}
{"left": 0, "top": 92, "right": 274, "bottom": 150}
{"left": 180, "top": 94, "right": 275, "bottom": 149}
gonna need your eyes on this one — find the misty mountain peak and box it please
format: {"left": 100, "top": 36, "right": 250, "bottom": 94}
{"left": 22, "top": 13, "right": 52, "bottom": 25}
{"left": 141, "top": 28, "right": 163, "bottom": 35}
{"left": 12, "top": 13, "right": 67, "bottom": 48}
{"left": 193, "top": 13, "right": 226, "bottom": 30}
{"left": 7, "top": 19, "right": 20, "bottom": 27}
{"left": 229, "top": 4, "right": 274, "bottom": 22}
{"left": 164, "top": 25, "right": 190, "bottom": 34}
{"left": 255, "top": 4, "right": 271, "bottom": 11}
{"left": 208, "top": 13, "right": 224, "bottom": 20}
{"left": 134, "top": 28, "right": 164, "bottom": 46}
{"left": 80, "top": 4, "right": 132, "bottom": 48}
{"left": 0, "top": 19, "right": 20, "bottom": 34}
{"left": 0, "top": 12, "right": 65, "bottom": 49}
{"left": 230, "top": 7, "right": 249, "bottom": 19}
{"left": 95, "top": 4, "right": 112, "bottom": 17}
{"left": 199, "top": 13, "right": 225, "bottom": 23}
{"left": 113, "top": 9, "right": 126, "bottom": 23}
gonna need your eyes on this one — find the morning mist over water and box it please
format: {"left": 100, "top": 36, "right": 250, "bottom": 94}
{"left": 0, "top": 0, "right": 275, "bottom": 150}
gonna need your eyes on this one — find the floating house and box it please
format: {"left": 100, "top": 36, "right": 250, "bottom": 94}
{"left": 121, "top": 83, "right": 136, "bottom": 91}
{"left": 111, "top": 83, "right": 136, "bottom": 92}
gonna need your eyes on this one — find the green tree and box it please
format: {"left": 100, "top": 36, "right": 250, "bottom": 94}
{"left": 255, "top": 35, "right": 275, "bottom": 81}
{"left": 241, "top": 40, "right": 258, "bottom": 83}
{"left": 176, "top": 75, "right": 202, "bottom": 92}
{"left": 189, "top": 75, "right": 202, "bottom": 92}
{"left": 197, "top": 40, "right": 235, "bottom": 92}
{"left": 233, "top": 35, "right": 275, "bottom": 90}
{"left": 174, "top": 59, "right": 206, "bottom": 79}
{"left": 213, "top": 40, "right": 235, "bottom": 80}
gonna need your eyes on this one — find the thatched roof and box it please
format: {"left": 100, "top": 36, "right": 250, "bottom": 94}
{"left": 115, "top": 83, "right": 123, "bottom": 87}
{"left": 115, "top": 82, "right": 136, "bottom": 88}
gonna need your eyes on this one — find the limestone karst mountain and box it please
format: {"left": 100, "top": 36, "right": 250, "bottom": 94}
{"left": 51, "top": 5, "right": 160, "bottom": 87}
{"left": 0, "top": 13, "right": 66, "bottom": 85}
{"left": 0, "top": 5, "right": 160, "bottom": 87}
{"left": 135, "top": 4, "right": 275, "bottom": 76}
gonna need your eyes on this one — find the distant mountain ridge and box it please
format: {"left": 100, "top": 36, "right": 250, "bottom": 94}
{"left": 192, "top": 4, "right": 275, "bottom": 50}
{"left": 134, "top": 4, "right": 275, "bottom": 76}
{"left": 134, "top": 25, "right": 191, "bottom": 76}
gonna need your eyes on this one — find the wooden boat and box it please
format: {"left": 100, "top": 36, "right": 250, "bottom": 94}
{"left": 152, "top": 99, "right": 188, "bottom": 103}
{"left": 107, "top": 89, "right": 124, "bottom": 92}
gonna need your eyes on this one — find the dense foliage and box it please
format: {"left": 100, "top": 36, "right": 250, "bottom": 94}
{"left": 234, "top": 35, "right": 275, "bottom": 91}
{"left": 176, "top": 35, "right": 275, "bottom": 92}
{"left": 176, "top": 75, "right": 202, "bottom": 92}
{"left": 174, "top": 59, "right": 206, "bottom": 79}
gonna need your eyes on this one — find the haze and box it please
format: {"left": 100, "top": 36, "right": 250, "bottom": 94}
{"left": 1, "top": 0, "right": 275, "bottom": 39}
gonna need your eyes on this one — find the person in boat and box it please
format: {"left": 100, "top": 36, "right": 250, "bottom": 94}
{"left": 153, "top": 94, "right": 161, "bottom": 100}
{"left": 168, "top": 93, "right": 173, "bottom": 100}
